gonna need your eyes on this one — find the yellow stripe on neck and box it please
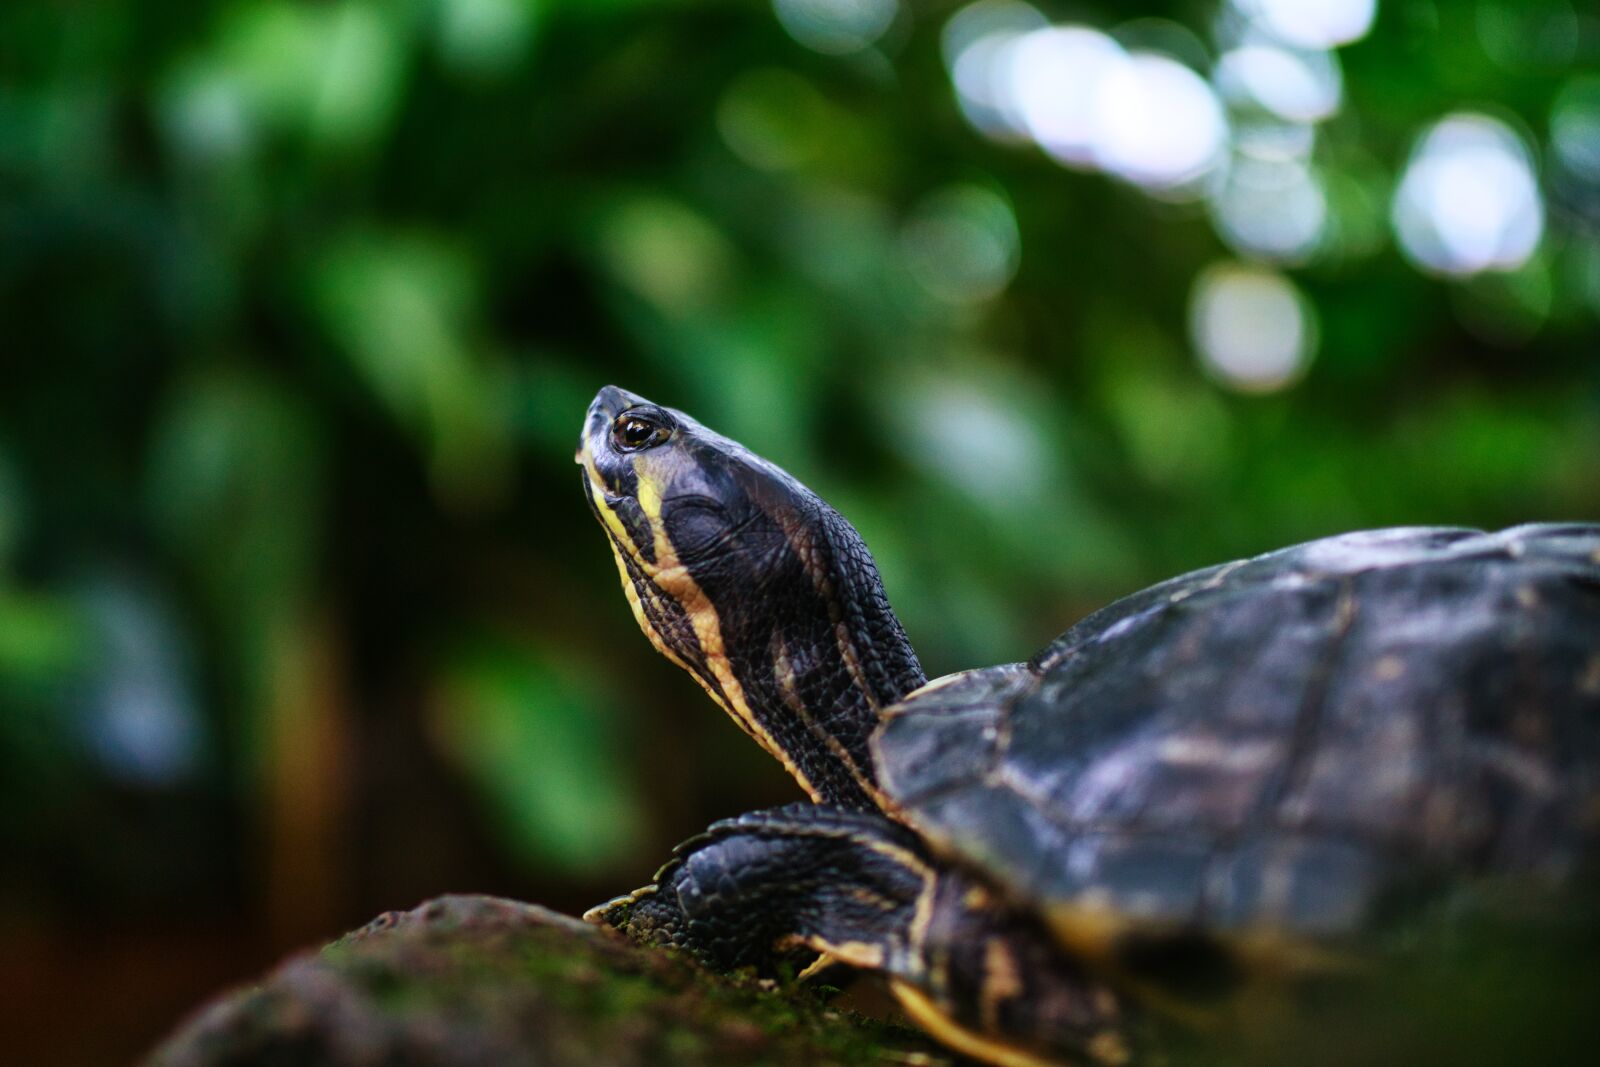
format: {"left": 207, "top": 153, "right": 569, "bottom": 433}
{"left": 618, "top": 461, "right": 822, "bottom": 802}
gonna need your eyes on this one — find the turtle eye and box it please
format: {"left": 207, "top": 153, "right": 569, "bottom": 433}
{"left": 611, "top": 412, "right": 671, "bottom": 453}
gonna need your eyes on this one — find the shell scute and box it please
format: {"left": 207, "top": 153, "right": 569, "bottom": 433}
{"left": 875, "top": 525, "right": 1600, "bottom": 948}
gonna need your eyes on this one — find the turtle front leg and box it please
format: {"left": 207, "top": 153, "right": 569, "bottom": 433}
{"left": 586, "top": 804, "right": 1136, "bottom": 1067}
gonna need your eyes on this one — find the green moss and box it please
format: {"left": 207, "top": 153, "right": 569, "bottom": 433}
{"left": 148, "top": 896, "right": 941, "bottom": 1067}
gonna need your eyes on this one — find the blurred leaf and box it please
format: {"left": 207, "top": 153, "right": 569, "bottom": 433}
{"left": 200, "top": 0, "right": 407, "bottom": 150}
{"left": 144, "top": 370, "right": 323, "bottom": 662}
{"left": 312, "top": 230, "right": 512, "bottom": 508}
{"left": 716, "top": 67, "right": 838, "bottom": 172}
{"left": 0, "top": 591, "right": 88, "bottom": 685}
{"left": 1101, "top": 360, "right": 1235, "bottom": 492}
{"left": 433, "top": 635, "right": 643, "bottom": 877}
{"left": 434, "top": 0, "right": 540, "bottom": 79}
{"left": 596, "top": 196, "right": 737, "bottom": 319}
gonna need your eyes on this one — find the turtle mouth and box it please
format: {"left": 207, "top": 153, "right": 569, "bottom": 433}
{"left": 580, "top": 464, "right": 658, "bottom": 572}
{"left": 576, "top": 433, "right": 638, "bottom": 514}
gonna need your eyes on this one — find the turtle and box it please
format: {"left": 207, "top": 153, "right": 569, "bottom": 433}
{"left": 573, "top": 385, "right": 1600, "bottom": 1066}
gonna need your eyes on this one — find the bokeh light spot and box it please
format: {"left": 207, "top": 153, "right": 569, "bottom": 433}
{"left": 774, "top": 0, "right": 898, "bottom": 56}
{"left": 1092, "top": 52, "right": 1228, "bottom": 195}
{"left": 886, "top": 372, "right": 1049, "bottom": 507}
{"left": 1392, "top": 113, "right": 1544, "bottom": 276}
{"left": 900, "top": 185, "right": 1020, "bottom": 305}
{"left": 1190, "top": 262, "right": 1317, "bottom": 392}
{"left": 1008, "top": 26, "right": 1127, "bottom": 167}
{"left": 158, "top": 62, "right": 254, "bottom": 162}
{"left": 1211, "top": 155, "right": 1327, "bottom": 263}
{"left": 946, "top": 7, "right": 1226, "bottom": 197}
{"left": 717, "top": 68, "right": 829, "bottom": 171}
{"left": 435, "top": 0, "right": 537, "bottom": 78}
{"left": 598, "top": 198, "right": 735, "bottom": 314}
{"left": 1551, "top": 74, "right": 1600, "bottom": 185}
{"left": 81, "top": 579, "right": 203, "bottom": 786}
{"left": 944, "top": 1, "right": 1048, "bottom": 141}
{"left": 1234, "top": 0, "right": 1377, "bottom": 50}
{"left": 1214, "top": 44, "right": 1342, "bottom": 123}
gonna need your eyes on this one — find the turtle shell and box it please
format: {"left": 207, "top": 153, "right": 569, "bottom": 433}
{"left": 874, "top": 525, "right": 1600, "bottom": 963}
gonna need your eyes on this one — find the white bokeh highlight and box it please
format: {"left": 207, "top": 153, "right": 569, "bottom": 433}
{"left": 932, "top": 0, "right": 1565, "bottom": 321}
{"left": 1214, "top": 44, "right": 1342, "bottom": 123}
{"left": 1212, "top": 156, "right": 1327, "bottom": 262}
{"left": 1008, "top": 27, "right": 1127, "bottom": 166}
{"left": 773, "top": 0, "right": 898, "bottom": 55}
{"left": 1234, "top": 0, "right": 1377, "bottom": 50}
{"left": 945, "top": 9, "right": 1227, "bottom": 195}
{"left": 889, "top": 374, "right": 1049, "bottom": 507}
{"left": 944, "top": 1, "right": 1048, "bottom": 140}
{"left": 1392, "top": 114, "right": 1544, "bottom": 276}
{"left": 1092, "top": 52, "right": 1229, "bottom": 193}
{"left": 1190, "top": 263, "right": 1317, "bottom": 392}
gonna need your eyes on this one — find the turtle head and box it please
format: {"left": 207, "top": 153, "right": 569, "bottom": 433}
{"left": 577, "top": 384, "right": 806, "bottom": 590}
{"left": 577, "top": 385, "right": 926, "bottom": 809}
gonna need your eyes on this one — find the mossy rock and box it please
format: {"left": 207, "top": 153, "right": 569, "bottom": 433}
{"left": 145, "top": 895, "right": 945, "bottom": 1067}
{"left": 143, "top": 892, "right": 1599, "bottom": 1066}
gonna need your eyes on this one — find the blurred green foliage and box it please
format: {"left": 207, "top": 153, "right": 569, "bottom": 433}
{"left": 0, "top": 9, "right": 1596, "bottom": 1059}
{"left": 434, "top": 633, "right": 639, "bottom": 874}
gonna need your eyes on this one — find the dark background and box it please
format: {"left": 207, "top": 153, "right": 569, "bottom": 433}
{"left": 1, "top": 1, "right": 1596, "bottom": 1063}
